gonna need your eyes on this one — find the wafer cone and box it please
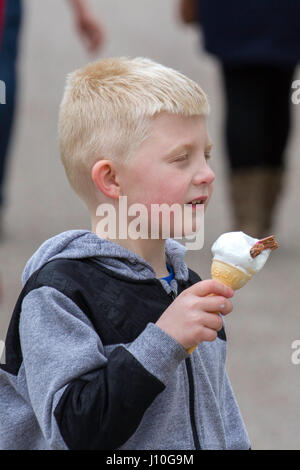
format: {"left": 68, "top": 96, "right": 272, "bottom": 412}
{"left": 187, "top": 260, "right": 253, "bottom": 354}
{"left": 210, "top": 259, "right": 253, "bottom": 290}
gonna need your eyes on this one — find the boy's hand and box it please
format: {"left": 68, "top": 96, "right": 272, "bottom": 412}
{"left": 68, "top": 0, "right": 105, "bottom": 53}
{"left": 75, "top": 8, "right": 105, "bottom": 52}
{"left": 155, "top": 280, "right": 234, "bottom": 350}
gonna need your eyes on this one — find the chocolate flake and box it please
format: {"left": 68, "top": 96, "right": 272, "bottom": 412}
{"left": 250, "top": 235, "right": 279, "bottom": 258}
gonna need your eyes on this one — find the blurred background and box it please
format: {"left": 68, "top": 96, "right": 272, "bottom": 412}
{"left": 0, "top": 0, "right": 300, "bottom": 449}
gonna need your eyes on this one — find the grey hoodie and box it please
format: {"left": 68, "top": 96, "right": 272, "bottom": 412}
{"left": 0, "top": 230, "right": 251, "bottom": 450}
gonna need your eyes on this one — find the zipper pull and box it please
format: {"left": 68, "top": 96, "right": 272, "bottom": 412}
{"left": 169, "top": 291, "right": 176, "bottom": 300}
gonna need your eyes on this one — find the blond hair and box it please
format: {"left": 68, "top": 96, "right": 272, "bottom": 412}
{"left": 58, "top": 57, "right": 209, "bottom": 208}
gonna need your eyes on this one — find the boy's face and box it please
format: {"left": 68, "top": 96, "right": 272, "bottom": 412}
{"left": 118, "top": 112, "right": 215, "bottom": 238}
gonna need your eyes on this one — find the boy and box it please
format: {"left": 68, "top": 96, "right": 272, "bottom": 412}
{"left": 0, "top": 57, "right": 250, "bottom": 450}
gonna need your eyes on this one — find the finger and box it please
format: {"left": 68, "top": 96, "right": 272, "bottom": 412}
{"left": 189, "top": 279, "right": 234, "bottom": 299}
{"left": 89, "top": 30, "right": 103, "bottom": 52}
{"left": 200, "top": 326, "right": 218, "bottom": 342}
{"left": 196, "top": 295, "right": 233, "bottom": 315}
{"left": 199, "top": 312, "right": 224, "bottom": 331}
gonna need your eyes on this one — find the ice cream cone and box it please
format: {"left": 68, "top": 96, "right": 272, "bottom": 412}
{"left": 187, "top": 261, "right": 253, "bottom": 354}
{"left": 210, "top": 259, "right": 253, "bottom": 291}
{"left": 187, "top": 232, "right": 278, "bottom": 354}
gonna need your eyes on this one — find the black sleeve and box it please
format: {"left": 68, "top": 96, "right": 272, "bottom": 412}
{"left": 54, "top": 346, "right": 165, "bottom": 450}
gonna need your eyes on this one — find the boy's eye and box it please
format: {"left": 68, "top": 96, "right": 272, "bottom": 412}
{"left": 174, "top": 154, "right": 188, "bottom": 162}
{"left": 205, "top": 153, "right": 211, "bottom": 161}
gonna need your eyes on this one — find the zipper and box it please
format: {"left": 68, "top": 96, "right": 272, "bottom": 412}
{"left": 185, "top": 357, "right": 201, "bottom": 449}
{"left": 167, "top": 288, "right": 201, "bottom": 449}
{"left": 169, "top": 291, "right": 176, "bottom": 300}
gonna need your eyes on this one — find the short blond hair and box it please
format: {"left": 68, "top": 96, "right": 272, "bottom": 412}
{"left": 58, "top": 57, "right": 209, "bottom": 208}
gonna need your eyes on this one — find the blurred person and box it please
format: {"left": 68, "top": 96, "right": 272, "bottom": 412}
{"left": 0, "top": 0, "right": 105, "bottom": 239}
{"left": 0, "top": 0, "right": 21, "bottom": 238}
{"left": 180, "top": 0, "right": 300, "bottom": 237}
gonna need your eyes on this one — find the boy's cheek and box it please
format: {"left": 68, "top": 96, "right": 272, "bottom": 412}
{"left": 147, "top": 188, "right": 185, "bottom": 206}
{"left": 205, "top": 185, "right": 214, "bottom": 210}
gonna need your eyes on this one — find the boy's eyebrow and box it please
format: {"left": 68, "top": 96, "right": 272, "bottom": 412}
{"left": 163, "top": 143, "right": 192, "bottom": 158}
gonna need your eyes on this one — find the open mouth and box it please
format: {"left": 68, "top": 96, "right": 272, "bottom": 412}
{"left": 186, "top": 196, "right": 208, "bottom": 206}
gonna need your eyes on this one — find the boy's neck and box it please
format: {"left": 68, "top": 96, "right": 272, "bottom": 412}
{"left": 91, "top": 222, "right": 169, "bottom": 278}
{"left": 112, "top": 238, "right": 169, "bottom": 279}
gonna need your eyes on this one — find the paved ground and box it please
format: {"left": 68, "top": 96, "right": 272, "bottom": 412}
{"left": 1, "top": 0, "right": 300, "bottom": 450}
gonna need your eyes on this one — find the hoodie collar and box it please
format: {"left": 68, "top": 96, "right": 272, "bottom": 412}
{"left": 22, "top": 230, "right": 190, "bottom": 285}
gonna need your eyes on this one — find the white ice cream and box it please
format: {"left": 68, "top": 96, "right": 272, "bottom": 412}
{"left": 211, "top": 231, "right": 272, "bottom": 275}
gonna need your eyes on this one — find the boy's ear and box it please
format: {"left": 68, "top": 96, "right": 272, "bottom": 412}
{"left": 91, "top": 160, "right": 120, "bottom": 200}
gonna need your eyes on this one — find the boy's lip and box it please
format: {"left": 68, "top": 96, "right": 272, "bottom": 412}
{"left": 186, "top": 196, "right": 208, "bottom": 204}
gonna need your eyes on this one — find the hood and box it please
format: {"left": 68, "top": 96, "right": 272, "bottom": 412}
{"left": 22, "top": 230, "right": 190, "bottom": 286}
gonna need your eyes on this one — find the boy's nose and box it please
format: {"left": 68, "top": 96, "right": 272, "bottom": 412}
{"left": 192, "top": 165, "right": 215, "bottom": 186}
{"left": 205, "top": 166, "right": 215, "bottom": 185}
